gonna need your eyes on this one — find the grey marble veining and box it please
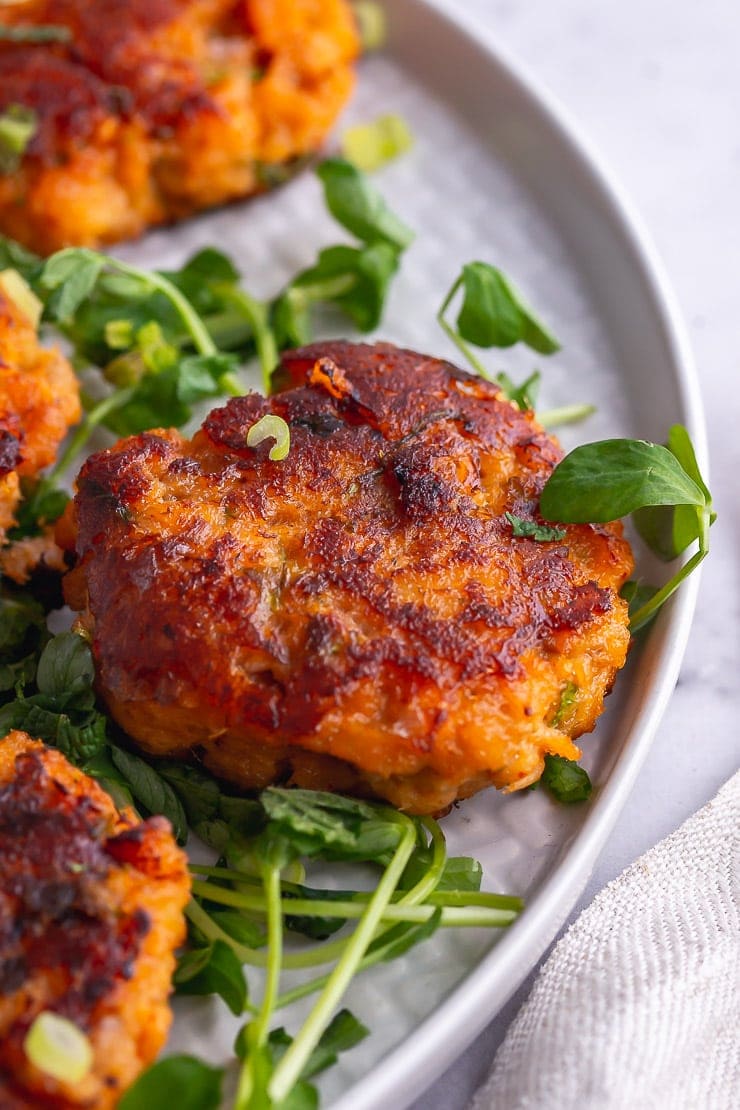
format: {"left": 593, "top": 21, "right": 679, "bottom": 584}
{"left": 413, "top": 1, "right": 740, "bottom": 1106}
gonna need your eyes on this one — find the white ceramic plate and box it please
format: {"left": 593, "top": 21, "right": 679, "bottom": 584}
{"left": 119, "top": 1, "right": 706, "bottom": 1106}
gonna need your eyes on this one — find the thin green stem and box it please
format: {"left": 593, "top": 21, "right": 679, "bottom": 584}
{"left": 215, "top": 285, "right": 278, "bottom": 394}
{"left": 630, "top": 541, "right": 707, "bottom": 633}
{"left": 233, "top": 863, "right": 283, "bottom": 1110}
{"left": 108, "top": 259, "right": 217, "bottom": 356}
{"left": 190, "top": 879, "right": 514, "bottom": 927}
{"left": 538, "top": 403, "right": 596, "bottom": 429}
{"left": 437, "top": 277, "right": 490, "bottom": 379}
{"left": 268, "top": 818, "right": 417, "bottom": 1103}
{"left": 47, "top": 388, "right": 135, "bottom": 482}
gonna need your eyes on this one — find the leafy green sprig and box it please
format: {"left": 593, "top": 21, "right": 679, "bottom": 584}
{"left": 436, "top": 260, "right": 594, "bottom": 429}
{"left": 540, "top": 424, "right": 714, "bottom": 632}
{"left": 0, "top": 626, "right": 519, "bottom": 1108}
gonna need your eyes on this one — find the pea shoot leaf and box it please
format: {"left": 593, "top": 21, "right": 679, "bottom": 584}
{"left": 495, "top": 369, "right": 541, "bottom": 411}
{"left": 456, "top": 262, "right": 560, "bottom": 354}
{"left": 539, "top": 438, "right": 707, "bottom": 523}
{"left": 118, "top": 1056, "right": 224, "bottom": 1110}
{"left": 317, "top": 158, "right": 415, "bottom": 250}
{"left": 174, "top": 939, "right": 248, "bottom": 1015}
{"left": 541, "top": 755, "right": 592, "bottom": 804}
{"left": 110, "top": 746, "right": 188, "bottom": 843}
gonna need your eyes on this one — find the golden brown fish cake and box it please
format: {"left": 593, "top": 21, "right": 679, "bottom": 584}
{"left": 0, "top": 0, "right": 359, "bottom": 254}
{"left": 62, "top": 342, "right": 634, "bottom": 814}
{"left": 0, "top": 730, "right": 190, "bottom": 1109}
{"left": 0, "top": 283, "right": 80, "bottom": 556}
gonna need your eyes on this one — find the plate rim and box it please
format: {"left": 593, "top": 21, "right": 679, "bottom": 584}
{"left": 330, "top": 2, "right": 706, "bottom": 1108}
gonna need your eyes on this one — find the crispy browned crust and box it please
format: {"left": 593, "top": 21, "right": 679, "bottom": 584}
{"left": 0, "top": 0, "right": 359, "bottom": 253}
{"left": 0, "top": 287, "right": 80, "bottom": 552}
{"left": 0, "top": 731, "right": 190, "bottom": 1109}
{"left": 63, "top": 342, "right": 634, "bottom": 814}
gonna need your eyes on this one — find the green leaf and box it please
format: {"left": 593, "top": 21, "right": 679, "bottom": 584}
{"left": 504, "top": 512, "right": 566, "bottom": 542}
{"left": 284, "top": 886, "right": 355, "bottom": 940}
{"left": 541, "top": 754, "right": 592, "bottom": 803}
{"left": 434, "top": 856, "right": 483, "bottom": 893}
{"left": 41, "top": 249, "right": 104, "bottom": 323}
{"left": 174, "top": 939, "right": 248, "bottom": 1015}
{"left": 457, "top": 262, "right": 560, "bottom": 354}
{"left": 0, "top": 236, "right": 42, "bottom": 282}
{"left": 276, "top": 241, "right": 401, "bottom": 343}
{"left": 35, "top": 633, "right": 95, "bottom": 706}
{"left": 110, "top": 747, "right": 188, "bottom": 843}
{"left": 0, "top": 591, "right": 45, "bottom": 658}
{"left": 218, "top": 794, "right": 264, "bottom": 834}
{"left": 369, "top": 907, "right": 442, "bottom": 962}
{"left": 495, "top": 370, "right": 541, "bottom": 411}
{"left": 261, "top": 788, "right": 402, "bottom": 861}
{"left": 634, "top": 425, "right": 712, "bottom": 560}
{"left": 118, "top": 1056, "right": 224, "bottom": 1110}
{"left": 176, "top": 352, "right": 239, "bottom": 404}
{"left": 193, "top": 818, "right": 230, "bottom": 852}
{"left": 539, "top": 439, "right": 707, "bottom": 524}
{"left": 208, "top": 909, "right": 265, "bottom": 949}
{"left": 7, "top": 480, "right": 69, "bottom": 541}
{"left": 299, "top": 1009, "right": 369, "bottom": 1080}
{"left": 316, "top": 158, "right": 414, "bottom": 250}
{"left": 157, "top": 761, "right": 221, "bottom": 826}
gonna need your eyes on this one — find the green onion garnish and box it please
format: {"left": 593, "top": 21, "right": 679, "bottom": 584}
{"left": 353, "top": 2, "right": 387, "bottom": 51}
{"left": 0, "top": 268, "right": 42, "bottom": 328}
{"left": 24, "top": 1011, "right": 94, "bottom": 1084}
{"left": 341, "top": 114, "right": 414, "bottom": 172}
{"left": 0, "top": 104, "right": 37, "bottom": 173}
{"left": 246, "top": 414, "right": 291, "bottom": 461}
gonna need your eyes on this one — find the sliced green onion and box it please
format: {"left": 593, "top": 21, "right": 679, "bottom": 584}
{"left": 0, "top": 25, "right": 72, "bottom": 44}
{"left": 353, "top": 2, "right": 387, "bottom": 51}
{"left": 104, "top": 318, "right": 134, "bottom": 351}
{"left": 24, "top": 1012, "right": 93, "bottom": 1084}
{"left": 0, "top": 268, "right": 42, "bottom": 328}
{"left": 341, "top": 114, "right": 413, "bottom": 173}
{"left": 246, "top": 414, "right": 291, "bottom": 462}
{"left": 0, "top": 104, "right": 37, "bottom": 173}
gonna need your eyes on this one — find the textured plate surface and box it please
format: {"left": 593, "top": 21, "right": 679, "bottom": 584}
{"left": 115, "top": 1, "right": 704, "bottom": 1106}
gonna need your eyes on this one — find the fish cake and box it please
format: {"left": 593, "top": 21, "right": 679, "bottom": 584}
{"left": 62, "top": 342, "right": 634, "bottom": 814}
{"left": 0, "top": 731, "right": 190, "bottom": 1109}
{"left": 0, "top": 0, "right": 359, "bottom": 253}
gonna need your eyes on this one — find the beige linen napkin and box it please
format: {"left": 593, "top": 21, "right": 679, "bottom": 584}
{"left": 470, "top": 771, "right": 740, "bottom": 1110}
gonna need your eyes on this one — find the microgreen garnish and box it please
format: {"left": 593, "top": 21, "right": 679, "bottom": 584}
{"left": 0, "top": 25, "right": 72, "bottom": 44}
{"left": 119, "top": 1056, "right": 224, "bottom": 1110}
{"left": 539, "top": 427, "right": 714, "bottom": 632}
{"left": 0, "top": 105, "right": 37, "bottom": 173}
{"left": 24, "top": 1012, "right": 92, "bottom": 1084}
{"left": 505, "top": 512, "right": 566, "bottom": 543}
{"left": 341, "top": 114, "right": 413, "bottom": 172}
{"left": 0, "top": 621, "right": 521, "bottom": 1106}
{"left": 316, "top": 158, "right": 415, "bottom": 252}
{"left": 247, "top": 414, "right": 291, "bottom": 461}
{"left": 494, "top": 369, "right": 541, "bottom": 411}
{"left": 550, "top": 683, "right": 579, "bottom": 729}
{"left": 438, "top": 261, "right": 560, "bottom": 382}
{"left": 540, "top": 754, "right": 593, "bottom": 804}
{"left": 353, "top": 1, "right": 387, "bottom": 50}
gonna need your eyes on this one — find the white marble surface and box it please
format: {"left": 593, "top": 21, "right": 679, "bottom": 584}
{"left": 411, "top": 1, "right": 740, "bottom": 1106}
